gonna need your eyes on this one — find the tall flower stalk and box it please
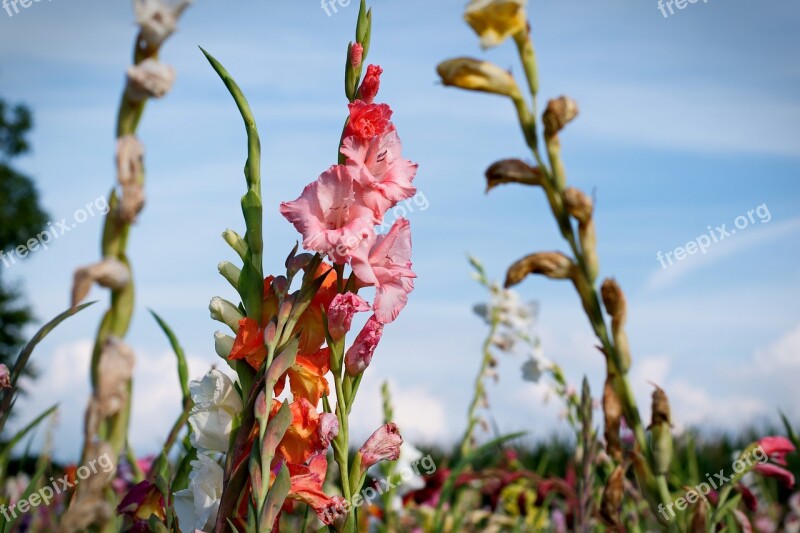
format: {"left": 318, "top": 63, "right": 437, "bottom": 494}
{"left": 181, "top": 2, "right": 418, "bottom": 531}
{"left": 65, "top": 2, "right": 191, "bottom": 531}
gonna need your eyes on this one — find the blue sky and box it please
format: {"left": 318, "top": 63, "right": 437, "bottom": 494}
{"left": 1, "top": 0, "right": 799, "bottom": 461}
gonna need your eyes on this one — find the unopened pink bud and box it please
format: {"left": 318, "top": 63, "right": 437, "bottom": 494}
{"left": 0, "top": 364, "right": 10, "bottom": 389}
{"left": 350, "top": 43, "right": 364, "bottom": 68}
{"left": 344, "top": 314, "right": 384, "bottom": 376}
{"left": 327, "top": 293, "right": 371, "bottom": 341}
{"left": 359, "top": 423, "right": 403, "bottom": 471}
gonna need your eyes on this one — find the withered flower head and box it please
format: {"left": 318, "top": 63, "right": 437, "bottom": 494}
{"left": 563, "top": 187, "right": 593, "bottom": 223}
{"left": 485, "top": 159, "right": 542, "bottom": 192}
{"left": 72, "top": 258, "right": 131, "bottom": 307}
{"left": 437, "top": 58, "right": 521, "bottom": 99}
{"left": 600, "top": 278, "right": 626, "bottom": 322}
{"left": 505, "top": 251, "right": 575, "bottom": 288}
{"left": 464, "top": 0, "right": 528, "bottom": 49}
{"left": 126, "top": 59, "right": 176, "bottom": 103}
{"left": 543, "top": 96, "right": 579, "bottom": 138}
{"left": 600, "top": 464, "right": 625, "bottom": 527}
{"left": 650, "top": 385, "right": 671, "bottom": 427}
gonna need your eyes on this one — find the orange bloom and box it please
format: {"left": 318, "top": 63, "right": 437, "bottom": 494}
{"left": 295, "top": 263, "right": 338, "bottom": 355}
{"left": 228, "top": 317, "right": 267, "bottom": 368}
{"left": 271, "top": 398, "right": 324, "bottom": 465}
{"left": 274, "top": 348, "right": 331, "bottom": 405}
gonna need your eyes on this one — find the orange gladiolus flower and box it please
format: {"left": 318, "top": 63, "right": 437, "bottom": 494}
{"left": 228, "top": 317, "right": 267, "bottom": 368}
{"left": 271, "top": 398, "right": 324, "bottom": 466}
{"left": 274, "top": 348, "right": 331, "bottom": 405}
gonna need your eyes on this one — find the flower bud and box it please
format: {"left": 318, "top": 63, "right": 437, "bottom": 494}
{"left": 504, "top": 251, "right": 575, "bottom": 288}
{"left": 344, "top": 314, "right": 384, "bottom": 376}
{"left": 214, "top": 331, "right": 235, "bottom": 359}
{"left": 350, "top": 42, "right": 364, "bottom": 68}
{"left": 209, "top": 297, "right": 243, "bottom": 333}
{"left": 485, "top": 159, "right": 542, "bottom": 192}
{"left": 358, "top": 64, "right": 382, "bottom": 104}
{"left": 543, "top": 96, "right": 579, "bottom": 139}
{"left": 328, "top": 293, "right": 371, "bottom": 341}
{"left": 464, "top": 0, "right": 528, "bottom": 49}
{"left": 218, "top": 261, "right": 241, "bottom": 289}
{"left": 125, "top": 59, "right": 176, "bottom": 103}
{"left": 222, "top": 229, "right": 248, "bottom": 260}
{"left": 319, "top": 413, "right": 340, "bottom": 448}
{"left": 358, "top": 423, "right": 403, "bottom": 471}
{"left": 437, "top": 58, "right": 521, "bottom": 99}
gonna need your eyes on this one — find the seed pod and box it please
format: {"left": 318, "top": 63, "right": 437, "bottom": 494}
{"left": 505, "top": 252, "right": 576, "bottom": 288}
{"left": 484, "top": 159, "right": 542, "bottom": 192}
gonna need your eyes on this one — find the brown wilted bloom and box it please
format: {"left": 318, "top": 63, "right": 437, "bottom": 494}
{"left": 72, "top": 258, "right": 131, "bottom": 307}
{"left": 563, "top": 187, "right": 593, "bottom": 223}
{"left": 603, "top": 377, "right": 623, "bottom": 463}
{"left": 600, "top": 464, "right": 625, "bottom": 527}
{"left": 543, "top": 96, "right": 579, "bottom": 139}
{"left": 649, "top": 385, "right": 673, "bottom": 475}
{"left": 59, "top": 442, "right": 116, "bottom": 533}
{"left": 690, "top": 499, "right": 708, "bottom": 530}
{"left": 505, "top": 251, "right": 575, "bottom": 288}
{"left": 601, "top": 278, "right": 630, "bottom": 372}
{"left": 133, "top": 0, "right": 193, "bottom": 52}
{"left": 96, "top": 336, "right": 136, "bottom": 417}
{"left": 125, "top": 59, "right": 176, "bottom": 102}
{"left": 437, "top": 58, "right": 521, "bottom": 99}
{"left": 485, "top": 159, "right": 542, "bottom": 192}
{"left": 116, "top": 136, "right": 146, "bottom": 223}
{"left": 0, "top": 364, "right": 10, "bottom": 389}
{"left": 359, "top": 423, "right": 403, "bottom": 471}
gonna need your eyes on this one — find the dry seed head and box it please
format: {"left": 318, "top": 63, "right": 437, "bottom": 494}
{"left": 603, "top": 377, "right": 623, "bottom": 463}
{"left": 543, "top": 96, "right": 579, "bottom": 138}
{"left": 650, "top": 385, "right": 671, "bottom": 426}
{"left": 485, "top": 159, "right": 542, "bottom": 192}
{"left": 601, "top": 278, "right": 627, "bottom": 323}
{"left": 505, "top": 252, "right": 576, "bottom": 288}
{"left": 600, "top": 464, "right": 625, "bottom": 527}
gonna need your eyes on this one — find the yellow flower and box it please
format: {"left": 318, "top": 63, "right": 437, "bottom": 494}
{"left": 464, "top": 0, "right": 528, "bottom": 49}
{"left": 437, "top": 58, "right": 521, "bottom": 98}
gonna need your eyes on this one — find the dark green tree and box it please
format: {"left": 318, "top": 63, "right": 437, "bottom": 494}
{"left": 0, "top": 100, "right": 49, "bottom": 371}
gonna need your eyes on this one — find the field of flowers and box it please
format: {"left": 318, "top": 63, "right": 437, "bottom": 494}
{"left": 0, "top": 0, "right": 797, "bottom": 532}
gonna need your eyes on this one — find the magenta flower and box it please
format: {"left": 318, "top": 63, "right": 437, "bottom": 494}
{"left": 758, "top": 436, "right": 795, "bottom": 466}
{"left": 341, "top": 129, "right": 418, "bottom": 219}
{"left": 327, "top": 292, "right": 371, "bottom": 341}
{"left": 344, "top": 314, "right": 384, "bottom": 376}
{"left": 280, "top": 164, "right": 376, "bottom": 264}
{"left": 358, "top": 423, "right": 403, "bottom": 471}
{"left": 755, "top": 463, "right": 795, "bottom": 488}
{"left": 351, "top": 218, "right": 416, "bottom": 324}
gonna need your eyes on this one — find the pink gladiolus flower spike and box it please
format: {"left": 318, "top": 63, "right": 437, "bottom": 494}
{"left": 280, "top": 164, "right": 376, "bottom": 264}
{"left": 341, "top": 129, "right": 418, "bottom": 220}
{"left": 351, "top": 218, "right": 416, "bottom": 324}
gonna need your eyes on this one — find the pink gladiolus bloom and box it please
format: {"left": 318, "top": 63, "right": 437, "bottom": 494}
{"left": 350, "top": 43, "right": 363, "bottom": 68}
{"left": 358, "top": 64, "right": 383, "bottom": 104}
{"left": 759, "top": 436, "right": 796, "bottom": 466}
{"left": 280, "top": 165, "right": 376, "bottom": 264}
{"left": 327, "top": 293, "right": 371, "bottom": 341}
{"left": 341, "top": 130, "right": 418, "bottom": 219}
{"left": 359, "top": 423, "right": 403, "bottom": 471}
{"left": 318, "top": 413, "right": 340, "bottom": 448}
{"left": 344, "top": 101, "right": 393, "bottom": 140}
{"left": 351, "top": 218, "right": 416, "bottom": 324}
{"left": 344, "top": 314, "right": 384, "bottom": 376}
{"left": 754, "top": 463, "right": 796, "bottom": 488}
{"left": 0, "top": 364, "right": 10, "bottom": 389}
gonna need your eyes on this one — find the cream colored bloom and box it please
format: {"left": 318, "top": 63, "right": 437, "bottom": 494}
{"left": 173, "top": 453, "right": 223, "bottom": 532}
{"left": 71, "top": 258, "right": 131, "bottom": 307}
{"left": 188, "top": 369, "right": 242, "bottom": 453}
{"left": 133, "top": 0, "right": 193, "bottom": 50}
{"left": 437, "top": 58, "right": 521, "bottom": 98}
{"left": 208, "top": 297, "right": 243, "bottom": 333}
{"left": 464, "top": 0, "right": 528, "bottom": 49}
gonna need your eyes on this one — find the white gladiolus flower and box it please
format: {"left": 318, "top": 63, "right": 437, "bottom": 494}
{"left": 126, "top": 59, "right": 176, "bottom": 102}
{"left": 173, "top": 453, "right": 223, "bottom": 533}
{"left": 188, "top": 369, "right": 242, "bottom": 453}
{"left": 208, "top": 297, "right": 243, "bottom": 333}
